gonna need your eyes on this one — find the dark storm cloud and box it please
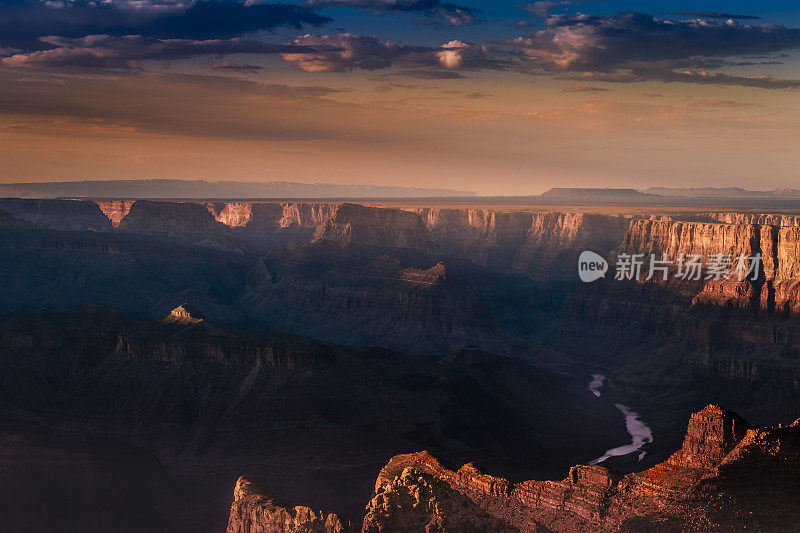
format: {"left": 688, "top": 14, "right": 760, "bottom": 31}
{"left": 302, "top": 0, "right": 483, "bottom": 26}
{"left": 0, "top": 0, "right": 331, "bottom": 49}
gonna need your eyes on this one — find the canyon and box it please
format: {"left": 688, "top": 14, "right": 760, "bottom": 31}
{"left": 227, "top": 404, "right": 800, "bottom": 532}
{"left": 3, "top": 196, "right": 800, "bottom": 530}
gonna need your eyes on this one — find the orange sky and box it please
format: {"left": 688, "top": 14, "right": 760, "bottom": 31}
{"left": 1, "top": 4, "right": 799, "bottom": 195}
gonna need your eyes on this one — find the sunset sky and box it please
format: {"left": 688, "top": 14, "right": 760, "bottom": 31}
{"left": 1, "top": 0, "right": 799, "bottom": 194}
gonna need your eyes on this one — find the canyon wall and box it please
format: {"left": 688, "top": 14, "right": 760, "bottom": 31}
{"left": 0, "top": 198, "right": 112, "bottom": 231}
{"left": 227, "top": 405, "right": 800, "bottom": 532}
{"left": 315, "top": 203, "right": 434, "bottom": 249}
{"left": 416, "top": 208, "right": 630, "bottom": 278}
{"left": 603, "top": 218, "right": 800, "bottom": 316}
{"left": 117, "top": 200, "right": 227, "bottom": 237}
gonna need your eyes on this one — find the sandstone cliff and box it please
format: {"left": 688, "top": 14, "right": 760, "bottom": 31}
{"left": 95, "top": 199, "right": 135, "bottom": 227}
{"left": 597, "top": 218, "right": 800, "bottom": 316}
{"left": 227, "top": 477, "right": 351, "bottom": 533}
{"left": 703, "top": 212, "right": 800, "bottom": 226}
{"left": 228, "top": 405, "right": 800, "bottom": 532}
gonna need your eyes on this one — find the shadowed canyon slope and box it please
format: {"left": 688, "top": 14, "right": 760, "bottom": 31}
{"left": 227, "top": 404, "right": 800, "bottom": 532}
{"left": 0, "top": 306, "right": 624, "bottom": 530}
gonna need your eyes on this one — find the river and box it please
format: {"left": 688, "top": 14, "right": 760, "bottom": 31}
{"left": 587, "top": 373, "right": 653, "bottom": 465}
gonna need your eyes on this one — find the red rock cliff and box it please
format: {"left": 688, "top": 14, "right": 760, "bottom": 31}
{"left": 228, "top": 405, "right": 800, "bottom": 532}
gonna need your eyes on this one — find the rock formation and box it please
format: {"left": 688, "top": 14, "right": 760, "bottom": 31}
{"left": 227, "top": 405, "right": 800, "bottom": 532}
{"left": 227, "top": 477, "right": 351, "bottom": 533}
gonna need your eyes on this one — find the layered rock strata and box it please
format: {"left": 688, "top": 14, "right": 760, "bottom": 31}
{"left": 227, "top": 405, "right": 800, "bottom": 532}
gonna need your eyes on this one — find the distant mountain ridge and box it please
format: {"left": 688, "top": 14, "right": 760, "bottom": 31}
{"left": 0, "top": 179, "right": 476, "bottom": 199}
{"left": 644, "top": 186, "right": 800, "bottom": 198}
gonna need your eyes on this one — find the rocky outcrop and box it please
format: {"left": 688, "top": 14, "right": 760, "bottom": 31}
{"left": 314, "top": 203, "right": 433, "bottom": 249}
{"left": 0, "top": 198, "right": 113, "bottom": 231}
{"left": 362, "top": 465, "right": 516, "bottom": 533}
{"left": 231, "top": 405, "right": 800, "bottom": 532}
{"left": 95, "top": 200, "right": 135, "bottom": 227}
{"left": 227, "top": 477, "right": 350, "bottom": 533}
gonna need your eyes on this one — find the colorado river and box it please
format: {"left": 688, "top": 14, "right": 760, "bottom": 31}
{"left": 587, "top": 374, "right": 653, "bottom": 465}
{"left": 588, "top": 373, "right": 604, "bottom": 397}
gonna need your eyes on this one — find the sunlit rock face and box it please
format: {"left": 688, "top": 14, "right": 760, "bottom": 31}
{"left": 228, "top": 405, "right": 800, "bottom": 533}
{"left": 703, "top": 212, "right": 800, "bottom": 226}
{"left": 95, "top": 200, "right": 135, "bottom": 227}
{"left": 226, "top": 477, "right": 351, "bottom": 533}
{"left": 0, "top": 198, "right": 113, "bottom": 231}
{"left": 205, "top": 201, "right": 338, "bottom": 245}
{"left": 602, "top": 218, "right": 800, "bottom": 316}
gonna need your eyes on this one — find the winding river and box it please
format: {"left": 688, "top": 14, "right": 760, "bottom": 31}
{"left": 587, "top": 373, "right": 653, "bottom": 465}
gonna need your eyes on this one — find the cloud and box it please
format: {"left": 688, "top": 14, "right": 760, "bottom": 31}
{"left": 435, "top": 40, "right": 506, "bottom": 69}
{"left": 669, "top": 12, "right": 762, "bottom": 21}
{"left": 391, "top": 68, "right": 466, "bottom": 78}
{"left": 508, "top": 12, "right": 800, "bottom": 88}
{"left": 690, "top": 99, "right": 758, "bottom": 108}
{"left": 282, "top": 33, "right": 424, "bottom": 72}
{"left": 280, "top": 34, "right": 506, "bottom": 73}
{"left": 210, "top": 61, "right": 265, "bottom": 73}
{"left": 562, "top": 85, "right": 606, "bottom": 92}
{"left": 303, "top": 0, "right": 483, "bottom": 27}
{"left": 521, "top": 1, "right": 576, "bottom": 18}
{"left": 1, "top": 35, "right": 305, "bottom": 70}
{"left": 0, "top": 69, "right": 351, "bottom": 140}
{"left": 510, "top": 13, "right": 800, "bottom": 72}
{"left": 561, "top": 70, "right": 800, "bottom": 90}
{"left": 0, "top": 0, "right": 331, "bottom": 49}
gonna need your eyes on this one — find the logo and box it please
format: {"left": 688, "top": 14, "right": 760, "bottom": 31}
{"left": 578, "top": 251, "right": 608, "bottom": 283}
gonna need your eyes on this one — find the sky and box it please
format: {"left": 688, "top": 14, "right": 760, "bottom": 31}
{"left": 1, "top": 0, "right": 799, "bottom": 194}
